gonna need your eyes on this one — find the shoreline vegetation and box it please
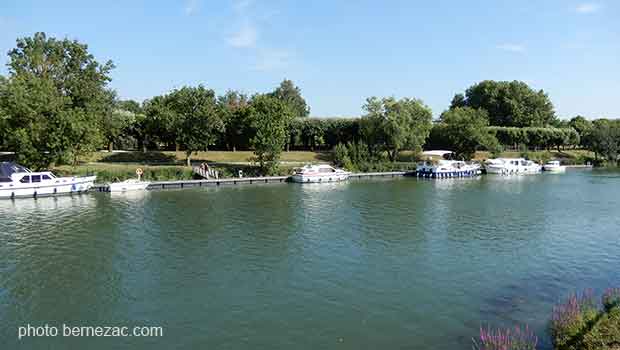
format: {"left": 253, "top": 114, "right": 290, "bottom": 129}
{"left": 1, "top": 32, "right": 619, "bottom": 179}
{"left": 0, "top": 148, "right": 593, "bottom": 184}
{"left": 474, "top": 288, "right": 620, "bottom": 350}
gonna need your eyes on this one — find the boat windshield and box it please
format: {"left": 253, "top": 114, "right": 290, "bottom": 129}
{"left": 0, "top": 162, "right": 31, "bottom": 180}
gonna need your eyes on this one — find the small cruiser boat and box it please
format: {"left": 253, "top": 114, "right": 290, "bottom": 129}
{"left": 108, "top": 168, "right": 150, "bottom": 192}
{"left": 485, "top": 158, "right": 542, "bottom": 175}
{"left": 415, "top": 150, "right": 482, "bottom": 178}
{"left": 108, "top": 179, "right": 150, "bottom": 192}
{"left": 543, "top": 160, "right": 566, "bottom": 173}
{"left": 0, "top": 162, "right": 96, "bottom": 199}
{"left": 292, "top": 164, "right": 350, "bottom": 183}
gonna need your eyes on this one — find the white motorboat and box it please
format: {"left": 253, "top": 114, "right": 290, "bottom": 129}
{"left": 108, "top": 179, "right": 150, "bottom": 192}
{"left": 0, "top": 162, "right": 96, "bottom": 199}
{"left": 543, "top": 160, "right": 566, "bottom": 173}
{"left": 108, "top": 168, "right": 150, "bottom": 192}
{"left": 415, "top": 150, "right": 482, "bottom": 178}
{"left": 292, "top": 164, "right": 350, "bottom": 183}
{"left": 485, "top": 158, "right": 542, "bottom": 175}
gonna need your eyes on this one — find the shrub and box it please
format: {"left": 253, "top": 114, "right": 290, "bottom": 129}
{"left": 602, "top": 288, "right": 620, "bottom": 312}
{"left": 474, "top": 325, "right": 538, "bottom": 350}
{"left": 550, "top": 290, "right": 598, "bottom": 349}
{"left": 332, "top": 143, "right": 351, "bottom": 168}
{"left": 580, "top": 306, "right": 620, "bottom": 350}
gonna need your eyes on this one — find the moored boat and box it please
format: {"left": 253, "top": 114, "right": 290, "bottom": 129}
{"left": 543, "top": 160, "right": 566, "bottom": 173}
{"left": 0, "top": 162, "right": 96, "bottom": 199}
{"left": 108, "top": 179, "right": 150, "bottom": 192}
{"left": 415, "top": 150, "right": 482, "bottom": 178}
{"left": 485, "top": 158, "right": 542, "bottom": 175}
{"left": 108, "top": 168, "right": 150, "bottom": 192}
{"left": 292, "top": 164, "right": 350, "bottom": 183}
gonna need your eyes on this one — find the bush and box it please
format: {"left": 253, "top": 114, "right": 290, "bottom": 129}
{"left": 580, "top": 306, "right": 620, "bottom": 350}
{"left": 332, "top": 143, "right": 351, "bottom": 168}
{"left": 52, "top": 166, "right": 195, "bottom": 183}
{"left": 602, "top": 288, "right": 620, "bottom": 312}
{"left": 550, "top": 290, "right": 598, "bottom": 349}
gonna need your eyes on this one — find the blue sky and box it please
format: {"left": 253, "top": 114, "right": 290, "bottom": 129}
{"left": 0, "top": 0, "right": 618, "bottom": 119}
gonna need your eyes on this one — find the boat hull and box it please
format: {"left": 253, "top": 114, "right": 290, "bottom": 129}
{"left": 543, "top": 166, "right": 566, "bottom": 173}
{"left": 486, "top": 166, "right": 542, "bottom": 175}
{"left": 108, "top": 181, "right": 150, "bottom": 192}
{"left": 415, "top": 169, "right": 482, "bottom": 178}
{"left": 291, "top": 173, "right": 349, "bottom": 183}
{"left": 0, "top": 176, "right": 96, "bottom": 199}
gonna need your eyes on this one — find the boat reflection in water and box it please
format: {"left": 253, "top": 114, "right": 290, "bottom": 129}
{"left": 0, "top": 193, "right": 96, "bottom": 214}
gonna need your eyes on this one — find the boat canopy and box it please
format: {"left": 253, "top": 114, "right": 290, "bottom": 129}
{"left": 422, "top": 150, "right": 453, "bottom": 157}
{"left": 0, "top": 162, "right": 31, "bottom": 181}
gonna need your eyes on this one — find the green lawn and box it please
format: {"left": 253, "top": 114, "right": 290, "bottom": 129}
{"left": 82, "top": 150, "right": 329, "bottom": 164}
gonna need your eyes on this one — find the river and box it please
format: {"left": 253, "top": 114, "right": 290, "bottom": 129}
{"left": 1, "top": 169, "right": 619, "bottom": 349}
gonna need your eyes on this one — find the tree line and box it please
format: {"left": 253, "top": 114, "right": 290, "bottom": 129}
{"left": 1, "top": 32, "right": 618, "bottom": 174}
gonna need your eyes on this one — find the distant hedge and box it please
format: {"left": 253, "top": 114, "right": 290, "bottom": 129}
{"left": 425, "top": 124, "right": 579, "bottom": 151}
{"left": 488, "top": 126, "right": 580, "bottom": 150}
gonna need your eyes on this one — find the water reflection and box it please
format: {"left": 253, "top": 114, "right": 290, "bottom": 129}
{"left": 109, "top": 189, "right": 151, "bottom": 202}
{"left": 0, "top": 193, "right": 96, "bottom": 215}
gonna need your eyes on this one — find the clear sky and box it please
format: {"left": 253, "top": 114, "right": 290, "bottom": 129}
{"left": 0, "top": 0, "right": 618, "bottom": 119}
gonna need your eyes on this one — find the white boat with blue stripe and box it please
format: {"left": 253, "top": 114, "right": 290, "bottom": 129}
{"left": 292, "top": 164, "right": 350, "bottom": 183}
{"left": 415, "top": 150, "right": 482, "bottom": 179}
{"left": 0, "top": 162, "right": 96, "bottom": 199}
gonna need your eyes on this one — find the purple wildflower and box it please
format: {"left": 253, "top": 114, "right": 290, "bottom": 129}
{"left": 475, "top": 324, "right": 538, "bottom": 350}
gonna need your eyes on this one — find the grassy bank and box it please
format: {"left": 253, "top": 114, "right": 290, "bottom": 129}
{"left": 82, "top": 150, "right": 329, "bottom": 164}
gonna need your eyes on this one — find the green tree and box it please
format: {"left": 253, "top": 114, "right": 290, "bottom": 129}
{"left": 0, "top": 75, "right": 7, "bottom": 149}
{"left": 451, "top": 80, "right": 556, "bottom": 127}
{"left": 100, "top": 92, "right": 137, "bottom": 152}
{"left": 589, "top": 119, "right": 620, "bottom": 164}
{"left": 440, "top": 107, "right": 499, "bottom": 159}
{"left": 218, "top": 90, "right": 251, "bottom": 152}
{"left": 167, "top": 86, "right": 224, "bottom": 166}
{"left": 569, "top": 115, "right": 593, "bottom": 147}
{"left": 247, "top": 94, "right": 294, "bottom": 174}
{"left": 143, "top": 95, "right": 175, "bottom": 150}
{"left": 360, "top": 96, "right": 433, "bottom": 161}
{"left": 116, "top": 100, "right": 148, "bottom": 151}
{"left": 269, "top": 79, "right": 310, "bottom": 118}
{"left": 0, "top": 32, "right": 114, "bottom": 169}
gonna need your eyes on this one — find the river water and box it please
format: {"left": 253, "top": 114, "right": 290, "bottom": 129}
{"left": 1, "top": 169, "right": 619, "bottom": 349}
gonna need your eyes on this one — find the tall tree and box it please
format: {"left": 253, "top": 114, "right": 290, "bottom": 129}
{"left": 269, "top": 79, "right": 310, "bottom": 118}
{"left": 143, "top": 95, "right": 171, "bottom": 151}
{"left": 248, "top": 94, "right": 294, "bottom": 174}
{"left": 0, "top": 32, "right": 114, "bottom": 169}
{"left": 99, "top": 91, "right": 138, "bottom": 152}
{"left": 116, "top": 99, "right": 148, "bottom": 151}
{"left": 440, "top": 107, "right": 500, "bottom": 159}
{"left": 360, "top": 97, "right": 433, "bottom": 161}
{"left": 218, "top": 90, "right": 251, "bottom": 152}
{"left": 569, "top": 115, "right": 593, "bottom": 147}
{"left": 0, "top": 75, "right": 7, "bottom": 149}
{"left": 588, "top": 119, "right": 620, "bottom": 164}
{"left": 450, "top": 80, "right": 556, "bottom": 127}
{"left": 164, "top": 86, "right": 224, "bottom": 166}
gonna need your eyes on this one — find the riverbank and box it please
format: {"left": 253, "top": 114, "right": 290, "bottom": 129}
{"left": 20, "top": 149, "right": 595, "bottom": 183}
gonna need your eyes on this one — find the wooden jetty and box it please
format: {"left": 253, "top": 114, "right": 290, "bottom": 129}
{"left": 92, "top": 171, "right": 410, "bottom": 192}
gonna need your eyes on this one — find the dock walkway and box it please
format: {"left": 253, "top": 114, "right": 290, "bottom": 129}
{"left": 92, "top": 171, "right": 410, "bottom": 192}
